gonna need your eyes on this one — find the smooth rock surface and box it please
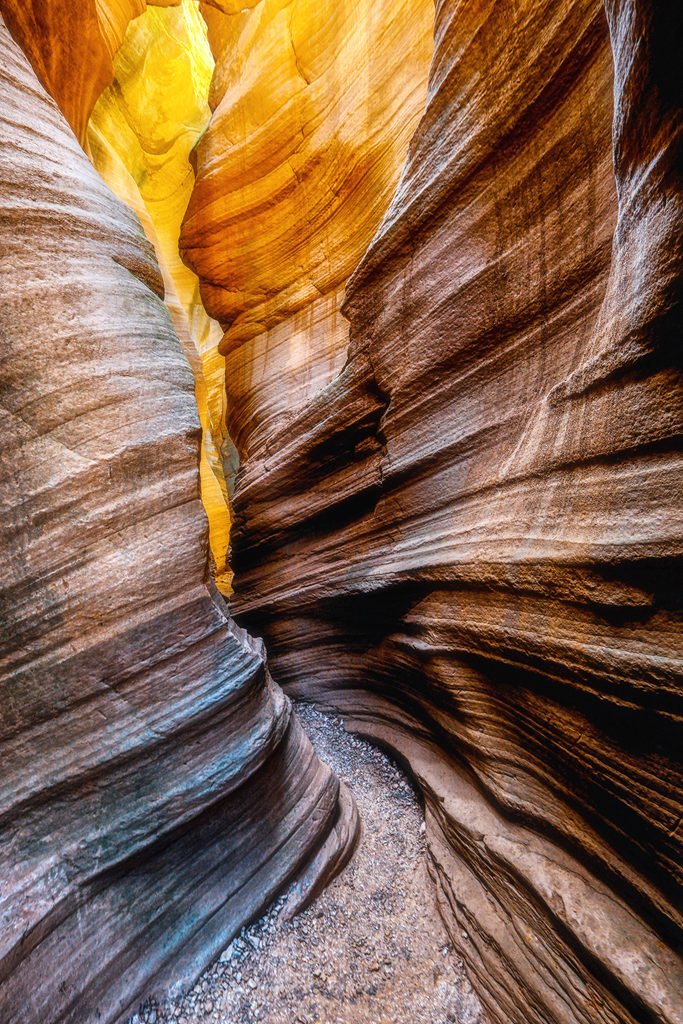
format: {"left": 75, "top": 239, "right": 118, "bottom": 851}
{"left": 0, "top": 18, "right": 355, "bottom": 1024}
{"left": 0, "top": 0, "right": 148, "bottom": 142}
{"left": 0, "top": 0, "right": 234, "bottom": 586}
{"left": 214, "top": 1, "right": 683, "bottom": 1023}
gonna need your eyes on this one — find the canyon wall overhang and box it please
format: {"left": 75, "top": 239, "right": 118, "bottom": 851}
{"left": 0, "top": 10, "right": 357, "bottom": 1023}
{"left": 197, "top": 1, "right": 683, "bottom": 1023}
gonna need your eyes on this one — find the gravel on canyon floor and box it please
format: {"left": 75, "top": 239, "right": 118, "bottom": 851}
{"left": 128, "top": 703, "right": 484, "bottom": 1024}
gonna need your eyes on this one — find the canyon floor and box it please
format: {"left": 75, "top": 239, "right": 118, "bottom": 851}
{"left": 128, "top": 703, "right": 484, "bottom": 1024}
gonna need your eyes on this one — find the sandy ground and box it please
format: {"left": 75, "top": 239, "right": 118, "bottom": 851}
{"left": 128, "top": 704, "right": 484, "bottom": 1024}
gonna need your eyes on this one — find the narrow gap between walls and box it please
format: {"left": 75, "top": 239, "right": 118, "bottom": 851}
{"left": 85, "top": 0, "right": 236, "bottom": 594}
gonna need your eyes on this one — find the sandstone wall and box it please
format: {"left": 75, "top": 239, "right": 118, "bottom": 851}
{"left": 1, "top": 0, "right": 680, "bottom": 1022}
{"left": 0, "top": 0, "right": 234, "bottom": 587}
{"left": 181, "top": 0, "right": 435, "bottom": 458}
{"left": 86, "top": 0, "right": 233, "bottom": 590}
{"left": 0, "top": 14, "right": 356, "bottom": 1024}
{"left": 216, "top": 1, "right": 683, "bottom": 1022}
{"left": 0, "top": 0, "right": 148, "bottom": 142}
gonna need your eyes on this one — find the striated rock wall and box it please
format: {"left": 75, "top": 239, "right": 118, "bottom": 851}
{"left": 86, "top": 0, "right": 233, "bottom": 590}
{"left": 0, "top": 15, "right": 356, "bottom": 1024}
{"left": 0, "top": 0, "right": 148, "bottom": 142}
{"left": 181, "top": 0, "right": 434, "bottom": 458}
{"left": 0, "top": 0, "right": 234, "bottom": 589}
{"left": 215, "top": 0, "right": 683, "bottom": 1022}
{"left": 1, "top": 0, "right": 680, "bottom": 1022}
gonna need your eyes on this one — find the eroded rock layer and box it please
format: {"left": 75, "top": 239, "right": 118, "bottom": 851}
{"left": 86, "top": 0, "right": 233, "bottom": 590}
{"left": 216, "top": 1, "right": 683, "bottom": 1022}
{"left": 1, "top": 0, "right": 233, "bottom": 591}
{"left": 181, "top": 0, "right": 434, "bottom": 458}
{"left": 0, "top": 19, "right": 356, "bottom": 1024}
{"left": 0, "top": 0, "right": 148, "bottom": 142}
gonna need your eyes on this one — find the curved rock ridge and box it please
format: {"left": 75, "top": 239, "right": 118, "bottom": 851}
{"left": 0, "top": 19, "right": 357, "bottom": 1024}
{"left": 86, "top": 0, "right": 233, "bottom": 591}
{"left": 180, "top": 0, "right": 434, "bottom": 458}
{"left": 0, "top": 0, "right": 146, "bottom": 142}
{"left": 0, "top": 0, "right": 234, "bottom": 589}
{"left": 218, "top": 0, "right": 683, "bottom": 1022}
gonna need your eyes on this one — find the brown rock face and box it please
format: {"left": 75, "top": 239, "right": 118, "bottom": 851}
{"left": 0, "top": 17, "right": 356, "bottom": 1024}
{"left": 1, "top": 0, "right": 680, "bottom": 1022}
{"left": 213, "top": 1, "right": 683, "bottom": 1023}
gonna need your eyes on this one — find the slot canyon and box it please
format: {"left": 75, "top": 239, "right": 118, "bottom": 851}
{"left": 0, "top": 0, "right": 681, "bottom": 1022}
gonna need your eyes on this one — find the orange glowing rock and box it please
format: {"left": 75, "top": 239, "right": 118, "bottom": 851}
{"left": 182, "top": 0, "right": 434, "bottom": 458}
{"left": 0, "top": 0, "right": 148, "bottom": 141}
{"left": 87, "top": 0, "right": 233, "bottom": 588}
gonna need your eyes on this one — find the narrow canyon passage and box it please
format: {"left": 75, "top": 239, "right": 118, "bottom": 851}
{"left": 128, "top": 706, "right": 484, "bottom": 1024}
{"left": 0, "top": 2, "right": 681, "bottom": 1024}
{"left": 86, "top": 0, "right": 234, "bottom": 592}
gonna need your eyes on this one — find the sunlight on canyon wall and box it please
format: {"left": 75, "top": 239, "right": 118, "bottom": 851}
{"left": 80, "top": 0, "right": 435, "bottom": 587}
{"left": 2, "top": 1, "right": 681, "bottom": 1023}
{"left": 182, "top": 0, "right": 435, "bottom": 458}
{"left": 0, "top": 0, "right": 143, "bottom": 142}
{"left": 87, "top": 0, "right": 234, "bottom": 590}
{"left": 1, "top": 8, "right": 359, "bottom": 1019}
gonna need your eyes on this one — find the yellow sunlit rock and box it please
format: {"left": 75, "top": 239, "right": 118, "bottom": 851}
{"left": 182, "top": 0, "right": 434, "bottom": 458}
{"left": 87, "top": 0, "right": 233, "bottom": 590}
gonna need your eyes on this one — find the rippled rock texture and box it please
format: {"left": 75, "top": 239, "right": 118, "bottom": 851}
{"left": 209, "top": 1, "right": 683, "bottom": 1023}
{"left": 0, "top": 13, "right": 356, "bottom": 1024}
{"left": 2, "top": 2, "right": 234, "bottom": 589}
{"left": 1, "top": 0, "right": 681, "bottom": 1023}
{"left": 87, "top": 0, "right": 233, "bottom": 590}
{"left": 182, "top": 0, "right": 434, "bottom": 458}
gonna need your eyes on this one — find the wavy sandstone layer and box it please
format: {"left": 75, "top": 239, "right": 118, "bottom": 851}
{"left": 181, "top": 0, "right": 434, "bottom": 458}
{"left": 212, "top": 1, "right": 683, "bottom": 1022}
{"left": 0, "top": 16, "right": 356, "bottom": 1024}
{"left": 0, "top": 0, "right": 234, "bottom": 588}
{"left": 86, "top": 0, "right": 233, "bottom": 589}
{"left": 0, "top": 0, "right": 151, "bottom": 142}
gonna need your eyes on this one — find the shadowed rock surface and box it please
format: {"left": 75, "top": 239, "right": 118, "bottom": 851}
{"left": 125, "top": 705, "right": 484, "bottom": 1024}
{"left": 0, "top": 18, "right": 356, "bottom": 1024}
{"left": 0, "top": 1, "right": 681, "bottom": 1023}
{"left": 196, "top": 1, "right": 683, "bottom": 1023}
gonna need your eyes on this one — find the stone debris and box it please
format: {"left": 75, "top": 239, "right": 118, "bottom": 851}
{"left": 127, "top": 704, "right": 483, "bottom": 1024}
